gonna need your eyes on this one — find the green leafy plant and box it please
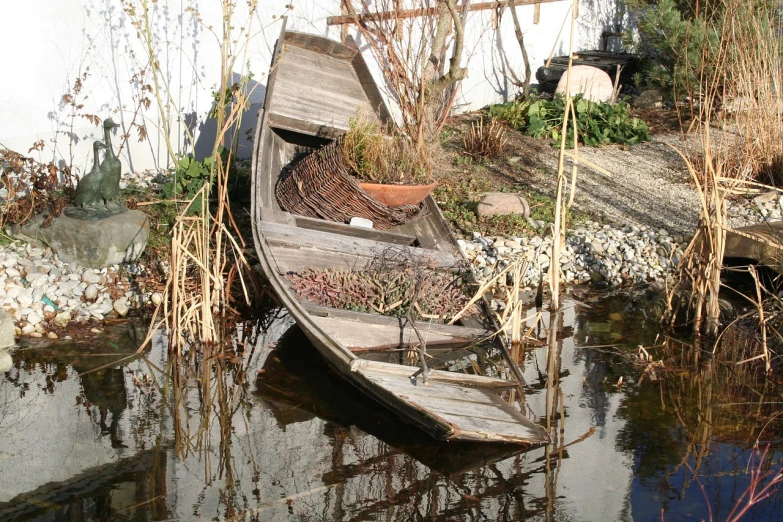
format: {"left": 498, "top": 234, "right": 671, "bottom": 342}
{"left": 434, "top": 174, "right": 590, "bottom": 238}
{"left": 342, "top": 113, "right": 434, "bottom": 185}
{"left": 484, "top": 97, "right": 534, "bottom": 130}
{"left": 529, "top": 96, "right": 650, "bottom": 146}
{"left": 486, "top": 96, "right": 649, "bottom": 147}
{"left": 162, "top": 155, "right": 214, "bottom": 214}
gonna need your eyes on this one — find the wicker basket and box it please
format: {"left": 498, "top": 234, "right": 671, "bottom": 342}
{"left": 275, "top": 137, "right": 427, "bottom": 230}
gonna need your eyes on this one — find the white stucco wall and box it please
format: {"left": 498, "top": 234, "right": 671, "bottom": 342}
{"left": 0, "top": 0, "right": 630, "bottom": 176}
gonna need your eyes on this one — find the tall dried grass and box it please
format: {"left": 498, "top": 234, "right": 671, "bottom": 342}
{"left": 549, "top": 0, "right": 581, "bottom": 311}
{"left": 668, "top": 0, "right": 783, "bottom": 343}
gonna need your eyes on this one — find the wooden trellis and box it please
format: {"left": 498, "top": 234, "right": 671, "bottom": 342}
{"left": 327, "top": 0, "right": 566, "bottom": 26}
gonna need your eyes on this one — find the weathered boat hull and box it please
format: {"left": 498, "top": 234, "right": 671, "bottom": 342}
{"left": 251, "top": 23, "right": 549, "bottom": 445}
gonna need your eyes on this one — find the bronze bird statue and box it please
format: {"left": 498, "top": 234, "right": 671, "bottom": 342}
{"left": 98, "top": 118, "right": 122, "bottom": 206}
{"left": 74, "top": 140, "right": 107, "bottom": 208}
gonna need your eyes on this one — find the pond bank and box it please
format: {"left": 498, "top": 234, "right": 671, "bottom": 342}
{"left": 0, "top": 241, "right": 161, "bottom": 338}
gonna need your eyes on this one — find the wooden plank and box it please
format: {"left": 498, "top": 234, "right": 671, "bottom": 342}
{"left": 351, "top": 359, "right": 520, "bottom": 388}
{"left": 276, "top": 52, "right": 365, "bottom": 96}
{"left": 304, "top": 303, "right": 491, "bottom": 337}
{"left": 724, "top": 222, "right": 783, "bottom": 272}
{"left": 308, "top": 314, "right": 489, "bottom": 350}
{"left": 435, "top": 411, "right": 545, "bottom": 441}
{"left": 360, "top": 373, "right": 504, "bottom": 406}
{"left": 345, "top": 35, "right": 394, "bottom": 125}
{"left": 265, "top": 243, "right": 373, "bottom": 272}
{"left": 260, "top": 221, "right": 462, "bottom": 269}
{"left": 283, "top": 31, "right": 356, "bottom": 60}
{"left": 267, "top": 46, "right": 373, "bottom": 133}
{"left": 357, "top": 368, "right": 549, "bottom": 442}
{"left": 294, "top": 216, "right": 416, "bottom": 245}
{"left": 327, "top": 0, "right": 567, "bottom": 25}
{"left": 389, "top": 198, "right": 461, "bottom": 254}
{"left": 267, "top": 113, "right": 350, "bottom": 139}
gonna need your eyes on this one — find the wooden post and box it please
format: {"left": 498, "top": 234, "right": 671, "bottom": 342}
{"left": 534, "top": 2, "right": 541, "bottom": 24}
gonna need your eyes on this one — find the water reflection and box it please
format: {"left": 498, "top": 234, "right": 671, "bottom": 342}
{"left": 0, "top": 296, "right": 781, "bottom": 521}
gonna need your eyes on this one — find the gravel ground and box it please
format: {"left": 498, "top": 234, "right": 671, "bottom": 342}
{"left": 529, "top": 134, "right": 704, "bottom": 235}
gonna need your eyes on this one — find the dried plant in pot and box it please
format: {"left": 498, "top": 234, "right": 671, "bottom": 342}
{"left": 342, "top": 114, "right": 436, "bottom": 206}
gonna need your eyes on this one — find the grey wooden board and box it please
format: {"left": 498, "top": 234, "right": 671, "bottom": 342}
{"left": 389, "top": 198, "right": 461, "bottom": 254}
{"left": 308, "top": 313, "right": 489, "bottom": 350}
{"left": 266, "top": 242, "right": 374, "bottom": 272}
{"left": 354, "top": 363, "right": 549, "bottom": 443}
{"left": 304, "top": 303, "right": 490, "bottom": 336}
{"left": 351, "top": 359, "right": 519, "bottom": 388}
{"left": 294, "top": 216, "right": 416, "bottom": 245}
{"left": 724, "top": 221, "right": 783, "bottom": 271}
{"left": 260, "top": 221, "right": 461, "bottom": 273}
{"left": 267, "top": 46, "right": 374, "bottom": 133}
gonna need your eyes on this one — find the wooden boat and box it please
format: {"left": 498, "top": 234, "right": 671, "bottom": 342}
{"left": 250, "top": 23, "right": 550, "bottom": 445}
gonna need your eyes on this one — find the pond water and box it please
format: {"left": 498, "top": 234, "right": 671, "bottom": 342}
{"left": 1, "top": 293, "right": 782, "bottom": 521}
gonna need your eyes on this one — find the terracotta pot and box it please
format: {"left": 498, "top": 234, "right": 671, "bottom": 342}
{"left": 359, "top": 181, "right": 437, "bottom": 207}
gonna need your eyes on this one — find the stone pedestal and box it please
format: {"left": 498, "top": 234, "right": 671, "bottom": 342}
{"left": 0, "top": 310, "right": 14, "bottom": 350}
{"left": 13, "top": 209, "right": 150, "bottom": 268}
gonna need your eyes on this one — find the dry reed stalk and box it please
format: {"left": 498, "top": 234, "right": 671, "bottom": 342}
{"left": 666, "top": 0, "right": 782, "bottom": 340}
{"left": 161, "top": 1, "right": 256, "bottom": 356}
{"left": 549, "top": 0, "right": 580, "bottom": 312}
{"left": 747, "top": 266, "right": 770, "bottom": 373}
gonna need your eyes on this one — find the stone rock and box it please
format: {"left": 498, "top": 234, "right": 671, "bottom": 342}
{"left": 476, "top": 193, "right": 530, "bottom": 218}
{"left": 82, "top": 270, "right": 101, "bottom": 284}
{"left": 13, "top": 209, "right": 150, "bottom": 269}
{"left": 0, "top": 311, "right": 15, "bottom": 349}
{"left": 54, "top": 312, "right": 72, "bottom": 327}
{"left": 84, "top": 284, "right": 99, "bottom": 301}
{"left": 555, "top": 65, "right": 614, "bottom": 103}
{"left": 754, "top": 191, "right": 779, "bottom": 207}
{"left": 151, "top": 292, "right": 163, "bottom": 306}
{"left": 26, "top": 311, "right": 43, "bottom": 326}
{"left": 722, "top": 95, "right": 756, "bottom": 114}
{"left": 113, "top": 298, "right": 129, "bottom": 317}
{"left": 17, "top": 293, "right": 33, "bottom": 308}
{"left": 21, "top": 324, "right": 35, "bottom": 335}
{"left": 632, "top": 89, "right": 663, "bottom": 109}
{"left": 526, "top": 217, "right": 546, "bottom": 230}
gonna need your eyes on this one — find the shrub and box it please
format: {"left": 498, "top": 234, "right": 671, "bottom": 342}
{"left": 625, "top": 0, "right": 720, "bottom": 96}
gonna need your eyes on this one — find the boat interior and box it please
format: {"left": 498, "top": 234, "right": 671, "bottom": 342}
{"left": 253, "top": 29, "right": 499, "bottom": 360}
